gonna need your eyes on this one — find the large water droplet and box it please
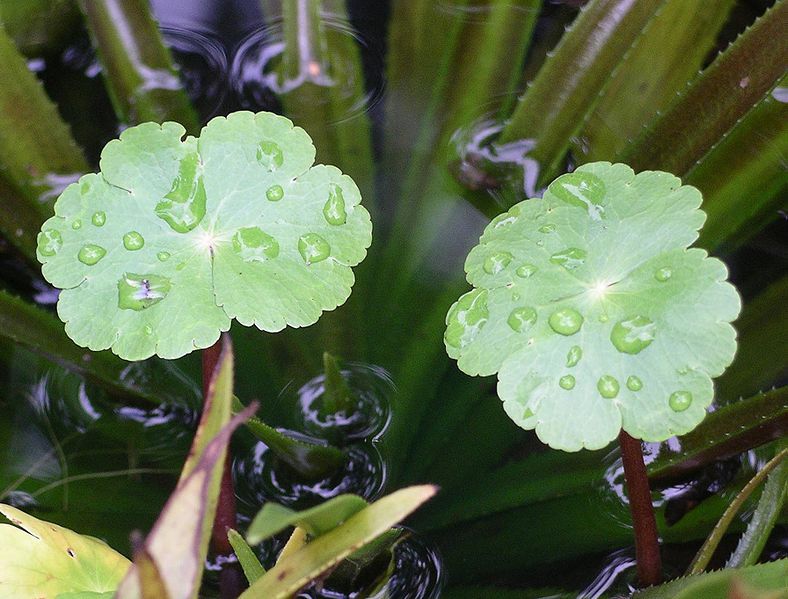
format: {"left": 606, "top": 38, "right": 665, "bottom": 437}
{"left": 516, "top": 263, "right": 537, "bottom": 278}
{"left": 669, "top": 390, "right": 693, "bottom": 412}
{"left": 611, "top": 316, "right": 656, "bottom": 354}
{"left": 550, "top": 247, "right": 587, "bottom": 270}
{"left": 445, "top": 289, "right": 489, "bottom": 349}
{"left": 143, "top": 324, "right": 153, "bottom": 336}
{"left": 156, "top": 153, "right": 207, "bottom": 233}
{"left": 123, "top": 231, "right": 145, "bottom": 251}
{"left": 655, "top": 267, "right": 672, "bottom": 282}
{"left": 323, "top": 183, "right": 347, "bottom": 225}
{"left": 118, "top": 273, "right": 171, "bottom": 311}
{"left": 78, "top": 244, "right": 106, "bottom": 265}
{"left": 266, "top": 184, "right": 284, "bottom": 202}
{"left": 298, "top": 233, "right": 330, "bottom": 264}
{"left": 257, "top": 140, "right": 284, "bottom": 171}
{"left": 548, "top": 308, "right": 583, "bottom": 336}
{"left": 232, "top": 227, "right": 279, "bottom": 262}
{"left": 507, "top": 307, "right": 537, "bottom": 332}
{"left": 71, "top": 219, "right": 82, "bottom": 230}
{"left": 548, "top": 171, "right": 606, "bottom": 220}
{"left": 157, "top": 251, "right": 171, "bottom": 262}
{"left": 597, "top": 375, "right": 620, "bottom": 399}
{"left": 626, "top": 375, "right": 643, "bottom": 391}
{"left": 559, "top": 375, "right": 576, "bottom": 390}
{"left": 91, "top": 211, "right": 106, "bottom": 226}
{"left": 483, "top": 251, "right": 513, "bottom": 275}
{"left": 37, "top": 229, "right": 62, "bottom": 256}
{"left": 566, "top": 345, "right": 582, "bottom": 367}
{"left": 539, "top": 223, "right": 556, "bottom": 234}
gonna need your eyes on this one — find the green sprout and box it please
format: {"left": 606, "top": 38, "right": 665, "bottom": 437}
{"left": 36, "top": 111, "right": 372, "bottom": 361}
{"left": 445, "top": 162, "right": 741, "bottom": 451}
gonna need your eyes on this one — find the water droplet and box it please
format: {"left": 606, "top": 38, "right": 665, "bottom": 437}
{"left": 257, "top": 140, "right": 284, "bottom": 171}
{"left": 37, "top": 229, "right": 62, "bottom": 256}
{"left": 123, "top": 231, "right": 145, "bottom": 251}
{"left": 492, "top": 214, "right": 517, "bottom": 229}
{"left": 483, "top": 251, "right": 513, "bottom": 275}
{"left": 117, "top": 273, "right": 171, "bottom": 311}
{"left": 232, "top": 227, "right": 280, "bottom": 262}
{"left": 156, "top": 153, "right": 206, "bottom": 233}
{"left": 507, "top": 307, "right": 537, "bottom": 332}
{"left": 669, "top": 390, "right": 693, "bottom": 412}
{"left": 323, "top": 183, "right": 347, "bottom": 225}
{"left": 445, "top": 289, "right": 489, "bottom": 349}
{"left": 298, "top": 233, "right": 330, "bottom": 264}
{"left": 536, "top": 240, "right": 544, "bottom": 247}
{"left": 522, "top": 408, "right": 534, "bottom": 419}
{"left": 548, "top": 308, "right": 583, "bottom": 336}
{"left": 539, "top": 223, "right": 556, "bottom": 234}
{"left": 597, "top": 375, "right": 620, "bottom": 399}
{"left": 548, "top": 171, "right": 606, "bottom": 220}
{"left": 143, "top": 324, "right": 153, "bottom": 336}
{"left": 626, "top": 375, "right": 643, "bottom": 391}
{"left": 266, "top": 184, "right": 284, "bottom": 202}
{"left": 598, "top": 314, "right": 609, "bottom": 323}
{"left": 78, "top": 244, "right": 106, "bottom": 265}
{"left": 71, "top": 219, "right": 82, "bottom": 230}
{"left": 655, "top": 267, "right": 672, "bottom": 282}
{"left": 80, "top": 179, "right": 91, "bottom": 195}
{"left": 550, "top": 247, "right": 587, "bottom": 270}
{"left": 611, "top": 316, "right": 656, "bottom": 354}
{"left": 91, "top": 211, "right": 106, "bottom": 226}
{"left": 559, "top": 375, "right": 576, "bottom": 390}
{"left": 566, "top": 345, "right": 582, "bottom": 367}
{"left": 516, "top": 263, "right": 537, "bottom": 278}
{"left": 157, "top": 251, "right": 171, "bottom": 262}
{"left": 176, "top": 262, "right": 187, "bottom": 271}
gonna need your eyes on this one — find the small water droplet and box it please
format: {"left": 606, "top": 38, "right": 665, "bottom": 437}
{"left": 37, "top": 229, "right": 62, "bottom": 256}
{"left": 548, "top": 171, "right": 606, "bottom": 220}
{"left": 143, "top": 324, "right": 153, "bottom": 336}
{"left": 677, "top": 366, "right": 689, "bottom": 375}
{"left": 548, "top": 308, "right": 583, "bottom": 336}
{"left": 123, "top": 231, "right": 145, "bottom": 251}
{"left": 507, "top": 307, "right": 537, "bottom": 332}
{"left": 559, "top": 375, "right": 576, "bottom": 390}
{"left": 232, "top": 227, "right": 279, "bottom": 262}
{"left": 117, "top": 273, "right": 171, "bottom": 311}
{"left": 156, "top": 153, "right": 207, "bottom": 233}
{"left": 626, "top": 375, "right": 643, "bottom": 391}
{"left": 91, "top": 211, "right": 106, "bottom": 226}
{"left": 78, "top": 244, "right": 106, "bottom": 265}
{"left": 611, "top": 316, "right": 656, "bottom": 354}
{"left": 598, "top": 314, "right": 609, "bottom": 323}
{"left": 492, "top": 214, "right": 517, "bottom": 229}
{"left": 538, "top": 223, "right": 556, "bottom": 234}
{"left": 176, "top": 262, "right": 187, "bottom": 271}
{"left": 323, "top": 183, "right": 347, "bottom": 225}
{"left": 516, "top": 263, "right": 537, "bottom": 278}
{"left": 298, "top": 233, "right": 330, "bottom": 264}
{"left": 522, "top": 407, "right": 534, "bottom": 419}
{"left": 550, "top": 247, "right": 587, "bottom": 270}
{"left": 566, "top": 345, "right": 582, "bottom": 367}
{"left": 597, "top": 375, "right": 620, "bottom": 399}
{"left": 669, "top": 390, "right": 692, "bottom": 412}
{"left": 266, "top": 184, "right": 284, "bottom": 202}
{"left": 157, "top": 251, "right": 171, "bottom": 262}
{"left": 80, "top": 179, "right": 91, "bottom": 194}
{"left": 445, "top": 289, "right": 489, "bottom": 349}
{"left": 483, "top": 251, "right": 513, "bottom": 274}
{"left": 536, "top": 240, "right": 544, "bottom": 247}
{"left": 655, "top": 267, "right": 672, "bottom": 282}
{"left": 71, "top": 219, "right": 82, "bottom": 230}
{"left": 257, "top": 140, "right": 284, "bottom": 171}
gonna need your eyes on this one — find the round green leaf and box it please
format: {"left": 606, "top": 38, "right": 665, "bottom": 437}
{"left": 444, "top": 162, "right": 741, "bottom": 451}
{"left": 37, "top": 112, "right": 372, "bottom": 360}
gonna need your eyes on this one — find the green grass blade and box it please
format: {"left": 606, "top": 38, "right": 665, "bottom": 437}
{"left": 227, "top": 529, "right": 266, "bottom": 584}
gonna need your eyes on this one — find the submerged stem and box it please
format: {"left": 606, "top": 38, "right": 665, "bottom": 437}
{"left": 618, "top": 430, "right": 662, "bottom": 587}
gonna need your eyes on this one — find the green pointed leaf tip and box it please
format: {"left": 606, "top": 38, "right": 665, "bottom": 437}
{"left": 444, "top": 162, "right": 741, "bottom": 451}
{"left": 36, "top": 112, "right": 372, "bottom": 361}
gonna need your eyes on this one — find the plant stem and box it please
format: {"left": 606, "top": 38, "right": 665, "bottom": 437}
{"left": 618, "top": 430, "right": 662, "bottom": 587}
{"left": 203, "top": 341, "right": 244, "bottom": 598}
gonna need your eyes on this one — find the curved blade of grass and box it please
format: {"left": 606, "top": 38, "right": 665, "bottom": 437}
{"left": 690, "top": 76, "right": 788, "bottom": 251}
{"left": 239, "top": 485, "right": 436, "bottom": 599}
{"left": 648, "top": 386, "right": 787, "bottom": 483}
{"left": 227, "top": 529, "right": 266, "bottom": 584}
{"left": 687, "top": 447, "right": 788, "bottom": 575}
{"left": 78, "top": 0, "right": 199, "bottom": 133}
{"left": 575, "top": 0, "right": 735, "bottom": 163}
{"left": 499, "top": 0, "right": 661, "bottom": 182}
{"left": 621, "top": 0, "right": 788, "bottom": 174}
{"left": 726, "top": 441, "right": 788, "bottom": 568}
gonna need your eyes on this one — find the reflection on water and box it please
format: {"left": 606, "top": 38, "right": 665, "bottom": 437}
{"left": 578, "top": 548, "right": 637, "bottom": 599}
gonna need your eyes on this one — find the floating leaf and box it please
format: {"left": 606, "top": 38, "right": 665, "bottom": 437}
{"left": 444, "top": 162, "right": 741, "bottom": 451}
{"left": 0, "top": 504, "right": 130, "bottom": 599}
{"left": 37, "top": 111, "right": 372, "bottom": 361}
